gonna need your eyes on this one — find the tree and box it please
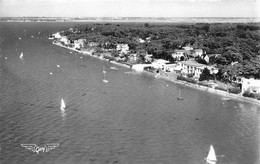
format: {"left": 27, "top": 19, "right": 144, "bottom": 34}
{"left": 144, "top": 23, "right": 150, "bottom": 28}
{"left": 199, "top": 68, "right": 214, "bottom": 81}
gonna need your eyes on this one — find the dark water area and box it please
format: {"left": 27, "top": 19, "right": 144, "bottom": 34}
{"left": 0, "top": 22, "right": 259, "bottom": 164}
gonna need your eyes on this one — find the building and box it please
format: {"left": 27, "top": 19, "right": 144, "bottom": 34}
{"left": 178, "top": 60, "right": 218, "bottom": 79}
{"left": 132, "top": 64, "right": 153, "bottom": 72}
{"left": 172, "top": 49, "right": 190, "bottom": 60}
{"left": 241, "top": 78, "right": 260, "bottom": 94}
{"left": 182, "top": 46, "right": 194, "bottom": 51}
{"left": 128, "top": 54, "right": 138, "bottom": 62}
{"left": 193, "top": 49, "right": 203, "bottom": 57}
{"left": 152, "top": 59, "right": 170, "bottom": 70}
{"left": 164, "top": 64, "right": 178, "bottom": 72}
{"left": 74, "top": 39, "right": 86, "bottom": 49}
{"left": 60, "top": 36, "right": 69, "bottom": 45}
{"left": 116, "top": 44, "right": 129, "bottom": 54}
{"left": 87, "top": 42, "right": 99, "bottom": 47}
{"left": 144, "top": 54, "right": 153, "bottom": 63}
{"left": 53, "top": 32, "right": 61, "bottom": 39}
{"left": 202, "top": 54, "right": 210, "bottom": 63}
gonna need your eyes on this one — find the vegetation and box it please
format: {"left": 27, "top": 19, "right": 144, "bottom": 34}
{"left": 228, "top": 87, "right": 241, "bottom": 94}
{"left": 199, "top": 68, "right": 214, "bottom": 81}
{"left": 215, "top": 86, "right": 227, "bottom": 91}
{"left": 62, "top": 22, "right": 260, "bottom": 80}
{"left": 242, "top": 91, "right": 260, "bottom": 99}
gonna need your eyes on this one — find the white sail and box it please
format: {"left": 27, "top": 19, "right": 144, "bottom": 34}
{"left": 20, "top": 52, "right": 23, "bottom": 59}
{"left": 177, "top": 89, "right": 183, "bottom": 100}
{"left": 103, "top": 66, "right": 108, "bottom": 83}
{"left": 206, "top": 145, "right": 217, "bottom": 164}
{"left": 61, "top": 99, "right": 66, "bottom": 109}
{"left": 103, "top": 66, "right": 106, "bottom": 74}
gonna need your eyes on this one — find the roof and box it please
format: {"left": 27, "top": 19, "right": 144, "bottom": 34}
{"left": 165, "top": 64, "right": 177, "bottom": 68}
{"left": 174, "top": 49, "right": 190, "bottom": 53}
{"left": 179, "top": 60, "right": 205, "bottom": 68}
{"left": 154, "top": 59, "right": 170, "bottom": 63}
{"left": 194, "top": 49, "right": 203, "bottom": 52}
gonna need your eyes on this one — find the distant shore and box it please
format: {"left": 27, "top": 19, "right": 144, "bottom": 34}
{"left": 1, "top": 17, "right": 260, "bottom": 23}
{"left": 53, "top": 42, "right": 260, "bottom": 106}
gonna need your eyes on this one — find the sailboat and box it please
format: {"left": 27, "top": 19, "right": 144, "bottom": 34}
{"left": 205, "top": 145, "right": 217, "bottom": 164}
{"left": 177, "top": 88, "right": 184, "bottom": 100}
{"left": 19, "top": 52, "right": 23, "bottom": 59}
{"left": 103, "top": 66, "right": 108, "bottom": 83}
{"left": 60, "top": 99, "right": 66, "bottom": 110}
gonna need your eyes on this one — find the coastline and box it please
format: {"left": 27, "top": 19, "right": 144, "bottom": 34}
{"left": 52, "top": 42, "right": 131, "bottom": 69}
{"left": 53, "top": 41, "right": 260, "bottom": 106}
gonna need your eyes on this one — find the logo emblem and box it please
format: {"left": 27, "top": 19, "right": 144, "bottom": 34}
{"left": 21, "top": 143, "right": 59, "bottom": 154}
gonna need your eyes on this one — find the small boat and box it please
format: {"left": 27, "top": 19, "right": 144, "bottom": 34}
{"left": 103, "top": 66, "right": 109, "bottom": 83}
{"left": 19, "top": 52, "right": 23, "bottom": 59}
{"left": 103, "top": 66, "right": 106, "bottom": 74}
{"left": 206, "top": 145, "right": 217, "bottom": 164}
{"left": 177, "top": 89, "right": 184, "bottom": 100}
{"left": 110, "top": 66, "right": 118, "bottom": 70}
{"left": 60, "top": 99, "right": 66, "bottom": 110}
{"left": 57, "top": 65, "right": 60, "bottom": 68}
{"left": 221, "top": 97, "right": 230, "bottom": 101}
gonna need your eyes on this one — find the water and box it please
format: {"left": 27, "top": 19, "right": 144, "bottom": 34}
{"left": 0, "top": 22, "right": 259, "bottom": 164}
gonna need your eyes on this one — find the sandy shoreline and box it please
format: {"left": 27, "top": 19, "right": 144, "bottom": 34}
{"left": 53, "top": 42, "right": 131, "bottom": 69}
{"left": 53, "top": 42, "right": 260, "bottom": 106}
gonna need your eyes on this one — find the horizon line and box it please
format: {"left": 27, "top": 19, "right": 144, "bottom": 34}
{"left": 1, "top": 16, "right": 259, "bottom": 18}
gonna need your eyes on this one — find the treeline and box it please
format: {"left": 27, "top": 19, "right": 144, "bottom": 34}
{"left": 62, "top": 22, "right": 260, "bottom": 80}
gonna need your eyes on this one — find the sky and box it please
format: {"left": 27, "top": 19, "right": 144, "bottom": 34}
{"left": 0, "top": 0, "right": 259, "bottom": 17}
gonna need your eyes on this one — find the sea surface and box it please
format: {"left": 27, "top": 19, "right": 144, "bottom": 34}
{"left": 0, "top": 22, "right": 259, "bottom": 164}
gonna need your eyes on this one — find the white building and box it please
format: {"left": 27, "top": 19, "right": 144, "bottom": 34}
{"left": 172, "top": 49, "right": 191, "bottom": 61}
{"left": 116, "top": 44, "right": 129, "bottom": 54}
{"left": 194, "top": 49, "right": 203, "bottom": 57}
{"left": 241, "top": 78, "right": 260, "bottom": 94}
{"left": 182, "top": 46, "right": 194, "bottom": 51}
{"left": 53, "top": 32, "right": 61, "bottom": 39}
{"left": 178, "top": 60, "right": 218, "bottom": 79}
{"left": 74, "top": 39, "right": 86, "bottom": 49}
{"left": 60, "top": 36, "right": 69, "bottom": 45}
{"left": 152, "top": 59, "right": 170, "bottom": 70}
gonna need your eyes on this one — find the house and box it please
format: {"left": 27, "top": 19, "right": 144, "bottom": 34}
{"left": 152, "top": 59, "right": 170, "bottom": 70}
{"left": 172, "top": 49, "right": 191, "bottom": 60}
{"left": 241, "top": 78, "right": 260, "bottom": 94}
{"left": 178, "top": 60, "right": 218, "bottom": 79}
{"left": 144, "top": 54, "right": 153, "bottom": 63}
{"left": 193, "top": 49, "right": 203, "bottom": 57}
{"left": 74, "top": 39, "right": 86, "bottom": 49}
{"left": 116, "top": 44, "right": 129, "bottom": 54}
{"left": 87, "top": 42, "right": 99, "bottom": 47}
{"left": 164, "top": 64, "right": 178, "bottom": 72}
{"left": 128, "top": 54, "right": 138, "bottom": 62}
{"left": 60, "top": 36, "right": 69, "bottom": 45}
{"left": 138, "top": 38, "right": 145, "bottom": 43}
{"left": 53, "top": 32, "right": 61, "bottom": 39}
{"left": 201, "top": 54, "right": 210, "bottom": 63}
{"left": 132, "top": 64, "right": 153, "bottom": 72}
{"left": 182, "top": 46, "right": 194, "bottom": 51}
